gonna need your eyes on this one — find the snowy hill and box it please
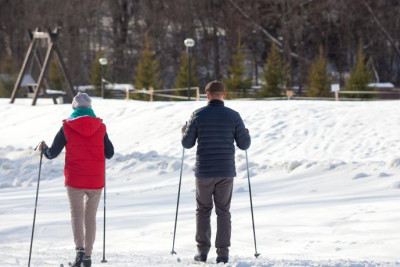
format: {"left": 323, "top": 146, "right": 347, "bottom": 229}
{"left": 1, "top": 98, "right": 400, "bottom": 266}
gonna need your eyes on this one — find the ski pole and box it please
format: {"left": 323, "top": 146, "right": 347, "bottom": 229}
{"left": 171, "top": 147, "right": 185, "bottom": 255}
{"left": 101, "top": 167, "right": 107, "bottom": 263}
{"left": 245, "top": 150, "right": 260, "bottom": 258}
{"left": 28, "top": 142, "right": 44, "bottom": 267}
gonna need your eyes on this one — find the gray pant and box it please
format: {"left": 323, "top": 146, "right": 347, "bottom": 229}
{"left": 196, "top": 177, "right": 233, "bottom": 257}
{"left": 66, "top": 186, "right": 102, "bottom": 256}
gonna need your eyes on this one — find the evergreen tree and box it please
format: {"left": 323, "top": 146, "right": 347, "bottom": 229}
{"left": 307, "top": 46, "right": 331, "bottom": 97}
{"left": 90, "top": 50, "right": 111, "bottom": 97}
{"left": 0, "top": 80, "right": 7, "bottom": 98}
{"left": 133, "top": 36, "right": 161, "bottom": 100}
{"left": 1, "top": 55, "right": 16, "bottom": 75}
{"left": 262, "top": 42, "right": 286, "bottom": 97}
{"left": 0, "top": 55, "right": 17, "bottom": 97}
{"left": 346, "top": 44, "right": 373, "bottom": 99}
{"left": 48, "top": 60, "right": 65, "bottom": 90}
{"left": 224, "top": 32, "right": 251, "bottom": 98}
{"left": 174, "top": 52, "right": 198, "bottom": 97}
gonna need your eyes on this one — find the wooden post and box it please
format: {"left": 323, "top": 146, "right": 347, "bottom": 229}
{"left": 32, "top": 42, "right": 54, "bottom": 105}
{"left": 33, "top": 51, "right": 51, "bottom": 92}
{"left": 54, "top": 46, "right": 75, "bottom": 100}
{"left": 32, "top": 38, "right": 51, "bottom": 91}
{"left": 286, "top": 89, "right": 293, "bottom": 100}
{"left": 10, "top": 38, "right": 36, "bottom": 103}
{"left": 126, "top": 88, "right": 130, "bottom": 100}
{"left": 149, "top": 86, "right": 154, "bottom": 102}
{"left": 196, "top": 87, "right": 200, "bottom": 101}
{"left": 331, "top": 84, "right": 340, "bottom": 101}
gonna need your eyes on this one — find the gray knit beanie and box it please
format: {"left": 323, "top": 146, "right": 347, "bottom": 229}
{"left": 72, "top": 92, "right": 92, "bottom": 109}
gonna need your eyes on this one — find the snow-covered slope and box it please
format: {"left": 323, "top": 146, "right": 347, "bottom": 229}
{"left": 1, "top": 98, "right": 400, "bottom": 266}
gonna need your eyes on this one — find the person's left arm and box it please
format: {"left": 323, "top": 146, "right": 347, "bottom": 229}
{"left": 41, "top": 127, "right": 66, "bottom": 159}
{"left": 234, "top": 113, "right": 251, "bottom": 150}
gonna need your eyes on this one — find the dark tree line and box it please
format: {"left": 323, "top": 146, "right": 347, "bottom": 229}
{"left": 0, "top": 0, "right": 399, "bottom": 93}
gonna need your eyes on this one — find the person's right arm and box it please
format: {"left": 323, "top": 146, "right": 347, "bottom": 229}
{"left": 104, "top": 133, "right": 114, "bottom": 159}
{"left": 181, "top": 112, "right": 197, "bottom": 149}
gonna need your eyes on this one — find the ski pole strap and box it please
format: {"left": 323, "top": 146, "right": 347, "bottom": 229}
{"left": 34, "top": 141, "right": 45, "bottom": 155}
{"left": 34, "top": 141, "right": 43, "bottom": 151}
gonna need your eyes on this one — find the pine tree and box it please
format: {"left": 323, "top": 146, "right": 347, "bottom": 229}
{"left": 133, "top": 36, "right": 161, "bottom": 100}
{"left": 224, "top": 32, "right": 251, "bottom": 98}
{"left": 346, "top": 44, "right": 373, "bottom": 99}
{"left": 48, "top": 60, "right": 65, "bottom": 90}
{"left": 1, "top": 55, "right": 16, "bottom": 75}
{"left": 0, "top": 55, "right": 17, "bottom": 97}
{"left": 90, "top": 50, "right": 111, "bottom": 97}
{"left": 0, "top": 80, "right": 7, "bottom": 98}
{"left": 174, "top": 52, "right": 198, "bottom": 97}
{"left": 307, "top": 46, "right": 330, "bottom": 97}
{"left": 262, "top": 42, "right": 286, "bottom": 97}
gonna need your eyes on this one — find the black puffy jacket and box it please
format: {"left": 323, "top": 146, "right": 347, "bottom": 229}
{"left": 182, "top": 99, "right": 251, "bottom": 178}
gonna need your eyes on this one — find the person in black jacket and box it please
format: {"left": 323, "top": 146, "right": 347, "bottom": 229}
{"left": 181, "top": 80, "right": 251, "bottom": 264}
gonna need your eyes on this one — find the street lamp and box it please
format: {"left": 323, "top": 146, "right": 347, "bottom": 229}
{"left": 184, "top": 38, "right": 195, "bottom": 100}
{"left": 99, "top": 58, "right": 108, "bottom": 98}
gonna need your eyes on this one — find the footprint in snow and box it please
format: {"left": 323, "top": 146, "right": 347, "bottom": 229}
{"left": 389, "top": 158, "right": 400, "bottom": 168}
{"left": 378, "top": 172, "right": 391, "bottom": 178}
{"left": 272, "top": 121, "right": 285, "bottom": 128}
{"left": 391, "top": 182, "right": 400, "bottom": 189}
{"left": 287, "top": 161, "right": 302, "bottom": 172}
{"left": 167, "top": 160, "right": 181, "bottom": 172}
{"left": 353, "top": 173, "right": 369, "bottom": 179}
{"left": 328, "top": 161, "right": 346, "bottom": 170}
{"left": 1, "top": 163, "right": 14, "bottom": 170}
{"left": 0, "top": 183, "right": 11, "bottom": 189}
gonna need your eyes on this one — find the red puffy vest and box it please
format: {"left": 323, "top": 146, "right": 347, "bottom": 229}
{"left": 63, "top": 116, "right": 106, "bottom": 189}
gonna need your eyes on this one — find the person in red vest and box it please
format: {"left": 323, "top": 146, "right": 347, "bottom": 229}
{"left": 40, "top": 92, "right": 114, "bottom": 267}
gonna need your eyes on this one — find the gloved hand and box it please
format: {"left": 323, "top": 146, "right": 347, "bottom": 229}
{"left": 38, "top": 141, "right": 48, "bottom": 152}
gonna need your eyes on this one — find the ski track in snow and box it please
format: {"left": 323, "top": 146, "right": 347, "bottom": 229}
{"left": 1, "top": 98, "right": 400, "bottom": 266}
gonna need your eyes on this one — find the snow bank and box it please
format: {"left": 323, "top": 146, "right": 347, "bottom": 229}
{"left": 1, "top": 98, "right": 400, "bottom": 266}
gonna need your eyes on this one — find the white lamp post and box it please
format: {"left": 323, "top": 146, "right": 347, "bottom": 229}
{"left": 184, "top": 38, "right": 195, "bottom": 100}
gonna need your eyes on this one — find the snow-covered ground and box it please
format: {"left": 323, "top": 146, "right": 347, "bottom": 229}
{"left": 1, "top": 98, "right": 400, "bottom": 266}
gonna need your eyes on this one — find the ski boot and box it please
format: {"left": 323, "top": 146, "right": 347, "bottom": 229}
{"left": 216, "top": 256, "right": 229, "bottom": 264}
{"left": 82, "top": 255, "right": 91, "bottom": 267}
{"left": 194, "top": 253, "right": 207, "bottom": 262}
{"left": 71, "top": 247, "right": 85, "bottom": 267}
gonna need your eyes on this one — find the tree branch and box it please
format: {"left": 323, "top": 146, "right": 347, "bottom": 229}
{"left": 227, "top": 0, "right": 300, "bottom": 60}
{"left": 363, "top": 0, "right": 400, "bottom": 58}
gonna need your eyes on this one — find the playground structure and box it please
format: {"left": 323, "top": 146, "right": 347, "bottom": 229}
{"left": 10, "top": 28, "right": 75, "bottom": 105}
